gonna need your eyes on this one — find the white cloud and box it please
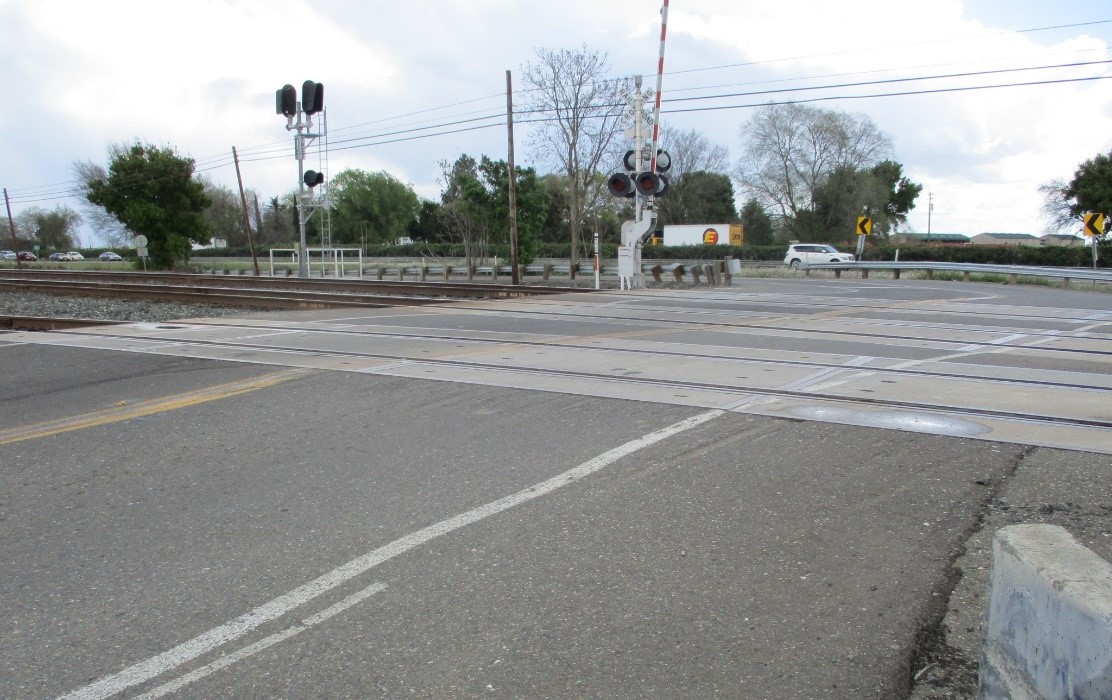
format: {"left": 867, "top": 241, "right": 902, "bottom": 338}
{"left": 2, "top": 0, "right": 1111, "bottom": 240}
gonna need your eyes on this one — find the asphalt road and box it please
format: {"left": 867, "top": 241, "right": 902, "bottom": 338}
{"left": 1, "top": 278, "right": 1108, "bottom": 699}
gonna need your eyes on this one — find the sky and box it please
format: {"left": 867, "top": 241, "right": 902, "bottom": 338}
{"left": 2, "top": 0, "right": 1111, "bottom": 246}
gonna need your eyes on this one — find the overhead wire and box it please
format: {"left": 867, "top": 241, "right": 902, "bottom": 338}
{"left": 5, "top": 17, "right": 1111, "bottom": 207}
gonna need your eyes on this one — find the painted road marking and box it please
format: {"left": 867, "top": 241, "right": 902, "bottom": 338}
{"left": 131, "top": 582, "right": 388, "bottom": 700}
{"left": 57, "top": 409, "right": 724, "bottom": 700}
{"left": 0, "top": 368, "right": 311, "bottom": 446}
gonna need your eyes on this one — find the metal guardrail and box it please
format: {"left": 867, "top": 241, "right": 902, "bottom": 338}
{"left": 799, "top": 261, "right": 1112, "bottom": 283}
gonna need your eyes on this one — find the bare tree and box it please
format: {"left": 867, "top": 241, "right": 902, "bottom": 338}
{"left": 72, "top": 158, "right": 131, "bottom": 246}
{"left": 659, "top": 125, "right": 729, "bottom": 181}
{"left": 735, "top": 104, "right": 892, "bottom": 223}
{"left": 523, "top": 45, "right": 623, "bottom": 274}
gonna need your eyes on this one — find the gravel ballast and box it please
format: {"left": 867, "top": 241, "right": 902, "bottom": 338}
{"left": 0, "top": 291, "right": 263, "bottom": 323}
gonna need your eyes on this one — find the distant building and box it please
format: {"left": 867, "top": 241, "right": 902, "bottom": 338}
{"left": 1038, "top": 234, "right": 1086, "bottom": 247}
{"left": 891, "top": 232, "right": 970, "bottom": 245}
{"left": 969, "top": 232, "right": 1041, "bottom": 247}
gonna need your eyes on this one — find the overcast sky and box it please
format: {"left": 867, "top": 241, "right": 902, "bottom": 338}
{"left": 3, "top": 0, "right": 1111, "bottom": 245}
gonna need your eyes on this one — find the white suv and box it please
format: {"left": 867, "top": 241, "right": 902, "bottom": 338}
{"left": 783, "top": 244, "right": 855, "bottom": 269}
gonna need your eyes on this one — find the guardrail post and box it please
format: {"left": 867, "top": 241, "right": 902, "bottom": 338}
{"left": 861, "top": 269, "right": 869, "bottom": 279}
{"left": 650, "top": 265, "right": 663, "bottom": 283}
{"left": 492, "top": 263, "right": 499, "bottom": 281}
{"left": 834, "top": 269, "right": 841, "bottom": 279}
{"left": 893, "top": 269, "right": 901, "bottom": 280}
{"left": 1008, "top": 273, "right": 1017, "bottom": 284}
{"left": 375, "top": 267, "right": 384, "bottom": 281}
{"left": 690, "top": 265, "right": 702, "bottom": 284}
{"left": 543, "top": 264, "right": 552, "bottom": 282}
{"left": 1061, "top": 277, "right": 1070, "bottom": 288}
{"left": 705, "top": 264, "right": 717, "bottom": 286}
{"left": 964, "top": 271, "right": 971, "bottom": 282}
{"left": 672, "top": 265, "right": 685, "bottom": 283}
{"left": 420, "top": 265, "right": 428, "bottom": 282}
{"left": 925, "top": 269, "right": 933, "bottom": 280}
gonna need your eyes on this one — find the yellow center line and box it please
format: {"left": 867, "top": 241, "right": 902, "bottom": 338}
{"left": 0, "top": 368, "right": 312, "bottom": 445}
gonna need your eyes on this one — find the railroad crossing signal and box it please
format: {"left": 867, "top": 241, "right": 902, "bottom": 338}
{"left": 857, "top": 216, "right": 873, "bottom": 235}
{"left": 1083, "top": 212, "right": 1106, "bottom": 237}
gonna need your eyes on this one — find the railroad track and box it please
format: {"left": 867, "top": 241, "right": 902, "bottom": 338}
{"left": 0, "top": 269, "right": 583, "bottom": 310}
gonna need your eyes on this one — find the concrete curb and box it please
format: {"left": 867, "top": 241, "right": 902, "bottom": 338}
{"left": 979, "top": 524, "right": 1112, "bottom": 699}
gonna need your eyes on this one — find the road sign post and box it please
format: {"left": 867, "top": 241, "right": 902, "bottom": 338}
{"left": 1084, "top": 213, "right": 1105, "bottom": 268}
{"left": 855, "top": 216, "right": 872, "bottom": 258}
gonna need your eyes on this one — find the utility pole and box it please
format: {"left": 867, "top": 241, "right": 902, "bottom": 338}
{"left": 232, "top": 147, "right": 261, "bottom": 276}
{"left": 4, "top": 187, "right": 21, "bottom": 270}
{"left": 505, "top": 70, "right": 520, "bottom": 285}
{"left": 927, "top": 191, "right": 934, "bottom": 243}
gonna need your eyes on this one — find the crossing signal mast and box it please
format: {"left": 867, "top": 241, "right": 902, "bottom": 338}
{"left": 608, "top": 0, "right": 670, "bottom": 289}
{"left": 276, "top": 80, "right": 328, "bottom": 278}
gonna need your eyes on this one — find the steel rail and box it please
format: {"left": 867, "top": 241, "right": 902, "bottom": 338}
{"left": 0, "top": 279, "right": 456, "bottom": 310}
{"left": 43, "top": 323, "right": 1112, "bottom": 433}
{"left": 0, "top": 269, "right": 581, "bottom": 298}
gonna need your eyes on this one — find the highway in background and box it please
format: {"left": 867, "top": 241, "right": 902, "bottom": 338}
{"left": 1, "top": 278, "right": 1109, "bottom": 698}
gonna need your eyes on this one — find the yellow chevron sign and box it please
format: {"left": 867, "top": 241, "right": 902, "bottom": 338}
{"left": 1083, "top": 212, "right": 1105, "bottom": 237}
{"left": 856, "top": 216, "right": 873, "bottom": 235}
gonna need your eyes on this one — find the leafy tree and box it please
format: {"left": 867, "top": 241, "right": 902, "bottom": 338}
{"left": 328, "top": 169, "right": 420, "bottom": 245}
{"left": 82, "top": 143, "right": 210, "bottom": 268}
{"left": 524, "top": 46, "right": 623, "bottom": 275}
{"left": 658, "top": 171, "right": 737, "bottom": 226}
{"left": 435, "top": 155, "right": 552, "bottom": 266}
{"left": 408, "top": 200, "right": 445, "bottom": 243}
{"left": 811, "top": 160, "right": 921, "bottom": 241}
{"left": 198, "top": 178, "right": 246, "bottom": 246}
{"left": 475, "top": 157, "right": 550, "bottom": 265}
{"left": 16, "top": 206, "right": 81, "bottom": 251}
{"left": 258, "top": 194, "right": 297, "bottom": 244}
{"left": 1040, "top": 150, "right": 1112, "bottom": 237}
{"left": 739, "top": 198, "right": 774, "bottom": 245}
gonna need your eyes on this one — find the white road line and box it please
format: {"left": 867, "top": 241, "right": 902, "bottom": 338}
{"left": 131, "top": 582, "right": 388, "bottom": 700}
{"left": 58, "top": 409, "right": 723, "bottom": 700}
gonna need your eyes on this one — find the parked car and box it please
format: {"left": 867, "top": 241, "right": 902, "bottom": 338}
{"left": 1, "top": 250, "right": 16, "bottom": 260}
{"left": 48, "top": 252, "right": 68, "bottom": 261}
{"left": 783, "top": 244, "right": 855, "bottom": 269}
{"left": 66, "top": 251, "right": 85, "bottom": 260}
{"left": 17, "top": 251, "right": 37, "bottom": 261}
{"left": 98, "top": 251, "right": 123, "bottom": 262}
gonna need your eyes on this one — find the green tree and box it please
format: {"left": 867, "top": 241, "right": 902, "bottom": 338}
{"left": 475, "top": 157, "right": 550, "bottom": 265}
{"left": 1066, "top": 150, "right": 1112, "bottom": 217}
{"left": 658, "top": 171, "right": 738, "bottom": 225}
{"left": 328, "top": 169, "right": 420, "bottom": 245}
{"left": 1041, "top": 150, "right": 1112, "bottom": 237}
{"left": 806, "top": 160, "right": 920, "bottom": 243}
{"left": 17, "top": 206, "right": 82, "bottom": 251}
{"left": 83, "top": 143, "right": 209, "bottom": 268}
{"left": 198, "top": 178, "right": 246, "bottom": 246}
{"left": 408, "top": 200, "right": 445, "bottom": 243}
{"left": 739, "top": 198, "right": 774, "bottom": 245}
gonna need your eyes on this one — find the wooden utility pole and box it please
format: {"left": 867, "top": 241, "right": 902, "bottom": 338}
{"left": 4, "top": 187, "right": 22, "bottom": 270}
{"left": 232, "top": 147, "right": 261, "bottom": 276}
{"left": 505, "top": 70, "right": 520, "bottom": 285}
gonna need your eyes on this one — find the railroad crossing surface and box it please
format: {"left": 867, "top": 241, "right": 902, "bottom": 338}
{"left": 2, "top": 278, "right": 1110, "bottom": 698}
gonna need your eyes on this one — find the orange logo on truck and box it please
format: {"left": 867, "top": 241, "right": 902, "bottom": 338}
{"left": 703, "top": 228, "right": 719, "bottom": 244}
